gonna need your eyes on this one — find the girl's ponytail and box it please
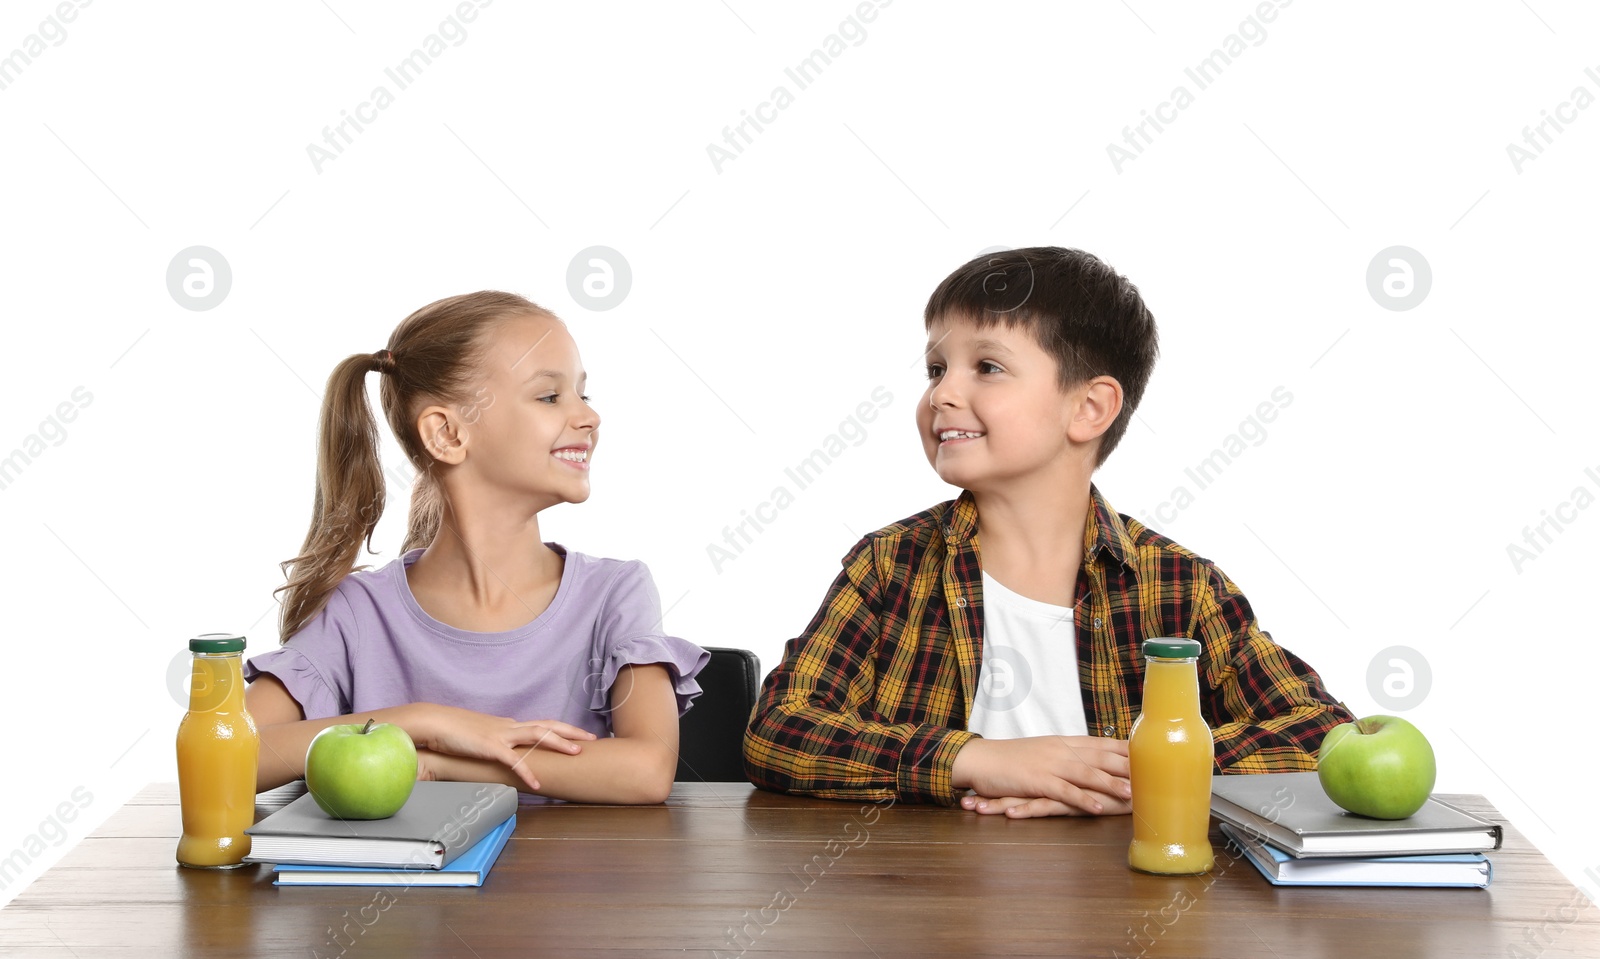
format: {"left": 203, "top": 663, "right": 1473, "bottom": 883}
{"left": 273, "top": 290, "right": 557, "bottom": 643}
{"left": 275, "top": 352, "right": 388, "bottom": 643}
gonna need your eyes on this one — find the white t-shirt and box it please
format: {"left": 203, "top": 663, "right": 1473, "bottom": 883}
{"left": 965, "top": 571, "right": 1089, "bottom": 739}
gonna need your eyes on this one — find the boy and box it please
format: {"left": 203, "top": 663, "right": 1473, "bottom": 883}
{"left": 743, "top": 247, "right": 1353, "bottom": 818}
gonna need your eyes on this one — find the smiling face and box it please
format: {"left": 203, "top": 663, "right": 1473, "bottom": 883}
{"left": 916, "top": 313, "right": 1097, "bottom": 495}
{"left": 445, "top": 312, "right": 600, "bottom": 511}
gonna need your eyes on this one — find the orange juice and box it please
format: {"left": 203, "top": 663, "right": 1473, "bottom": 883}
{"left": 176, "top": 633, "right": 259, "bottom": 869}
{"left": 1127, "top": 638, "right": 1214, "bottom": 875}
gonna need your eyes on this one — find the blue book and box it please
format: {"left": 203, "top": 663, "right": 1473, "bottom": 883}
{"left": 272, "top": 814, "right": 515, "bottom": 887}
{"left": 1221, "top": 822, "right": 1492, "bottom": 888}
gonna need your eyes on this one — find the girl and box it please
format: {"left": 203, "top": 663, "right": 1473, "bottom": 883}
{"left": 244, "top": 291, "right": 707, "bottom": 804}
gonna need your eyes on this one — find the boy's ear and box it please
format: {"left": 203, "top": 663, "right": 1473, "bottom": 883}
{"left": 1066, "top": 375, "right": 1124, "bottom": 445}
{"left": 416, "top": 405, "right": 468, "bottom": 466}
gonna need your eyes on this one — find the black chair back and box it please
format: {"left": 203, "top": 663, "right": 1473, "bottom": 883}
{"left": 675, "top": 647, "right": 761, "bottom": 782}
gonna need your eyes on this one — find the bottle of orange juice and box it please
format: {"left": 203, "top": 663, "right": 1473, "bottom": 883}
{"left": 176, "top": 633, "right": 259, "bottom": 869}
{"left": 1127, "top": 637, "right": 1215, "bottom": 875}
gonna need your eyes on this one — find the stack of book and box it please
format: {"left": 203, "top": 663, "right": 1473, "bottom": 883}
{"left": 243, "top": 781, "right": 520, "bottom": 887}
{"left": 1209, "top": 771, "right": 1501, "bottom": 888}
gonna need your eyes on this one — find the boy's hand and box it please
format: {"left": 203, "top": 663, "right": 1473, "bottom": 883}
{"left": 960, "top": 792, "right": 1133, "bottom": 818}
{"left": 951, "top": 735, "right": 1131, "bottom": 816}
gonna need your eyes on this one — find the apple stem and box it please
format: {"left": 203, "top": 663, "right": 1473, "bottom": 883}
{"left": 361, "top": 718, "right": 375, "bottom": 735}
{"left": 1355, "top": 718, "right": 1382, "bottom": 735}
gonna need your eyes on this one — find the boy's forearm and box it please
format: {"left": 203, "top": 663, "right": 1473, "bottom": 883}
{"left": 1207, "top": 628, "right": 1356, "bottom": 771}
{"left": 745, "top": 626, "right": 972, "bottom": 803}
{"left": 1212, "top": 698, "right": 1355, "bottom": 772}
{"left": 744, "top": 704, "right": 973, "bottom": 805}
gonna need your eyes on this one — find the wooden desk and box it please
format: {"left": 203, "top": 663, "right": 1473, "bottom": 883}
{"left": 2, "top": 783, "right": 1596, "bottom": 958}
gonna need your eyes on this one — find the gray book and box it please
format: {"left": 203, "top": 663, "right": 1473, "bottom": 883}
{"left": 244, "top": 781, "right": 519, "bottom": 869}
{"left": 1209, "top": 771, "right": 1503, "bottom": 859}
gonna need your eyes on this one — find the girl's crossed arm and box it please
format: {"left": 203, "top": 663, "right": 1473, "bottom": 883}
{"left": 416, "top": 664, "right": 681, "bottom": 805}
{"left": 245, "top": 674, "right": 595, "bottom": 794}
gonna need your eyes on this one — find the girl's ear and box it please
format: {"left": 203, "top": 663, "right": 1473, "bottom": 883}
{"left": 416, "top": 405, "right": 468, "bottom": 465}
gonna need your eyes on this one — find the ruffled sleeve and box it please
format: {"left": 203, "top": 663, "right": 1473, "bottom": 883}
{"left": 242, "top": 590, "right": 355, "bottom": 721}
{"left": 587, "top": 560, "right": 709, "bottom": 718}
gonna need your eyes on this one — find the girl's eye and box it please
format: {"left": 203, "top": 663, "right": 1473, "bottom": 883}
{"left": 579, "top": 394, "right": 592, "bottom": 404}
{"left": 925, "top": 364, "right": 944, "bottom": 379}
{"left": 538, "top": 394, "right": 559, "bottom": 404}
{"left": 978, "top": 361, "right": 1003, "bottom": 374}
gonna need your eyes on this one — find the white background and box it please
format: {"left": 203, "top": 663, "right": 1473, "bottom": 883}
{"left": 1, "top": 0, "right": 1596, "bottom": 910}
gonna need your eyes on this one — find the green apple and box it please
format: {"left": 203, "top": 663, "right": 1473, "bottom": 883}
{"left": 1316, "top": 714, "right": 1436, "bottom": 820}
{"left": 305, "top": 718, "right": 418, "bottom": 820}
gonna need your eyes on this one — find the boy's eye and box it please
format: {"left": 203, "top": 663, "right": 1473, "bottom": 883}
{"left": 925, "top": 364, "right": 944, "bottom": 379}
{"left": 978, "top": 361, "right": 1002, "bottom": 374}
{"left": 579, "top": 394, "right": 593, "bottom": 404}
{"left": 538, "top": 394, "right": 559, "bottom": 404}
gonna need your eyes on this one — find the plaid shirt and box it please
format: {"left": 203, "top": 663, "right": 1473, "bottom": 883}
{"left": 744, "top": 485, "right": 1355, "bottom": 806}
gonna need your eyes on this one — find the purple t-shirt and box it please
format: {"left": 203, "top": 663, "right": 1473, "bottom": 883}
{"left": 244, "top": 545, "right": 708, "bottom": 737}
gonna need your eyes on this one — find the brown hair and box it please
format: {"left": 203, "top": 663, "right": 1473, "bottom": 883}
{"left": 923, "top": 246, "right": 1159, "bottom": 468}
{"left": 274, "top": 291, "right": 556, "bottom": 642}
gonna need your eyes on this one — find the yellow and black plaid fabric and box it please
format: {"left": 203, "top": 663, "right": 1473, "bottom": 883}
{"left": 744, "top": 485, "right": 1355, "bottom": 805}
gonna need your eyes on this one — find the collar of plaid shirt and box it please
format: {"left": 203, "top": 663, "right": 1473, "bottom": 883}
{"left": 940, "top": 482, "right": 1138, "bottom": 566}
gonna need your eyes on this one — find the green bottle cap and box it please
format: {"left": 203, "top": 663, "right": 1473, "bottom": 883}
{"left": 1142, "top": 637, "right": 1201, "bottom": 660}
{"left": 189, "top": 633, "right": 246, "bottom": 653}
